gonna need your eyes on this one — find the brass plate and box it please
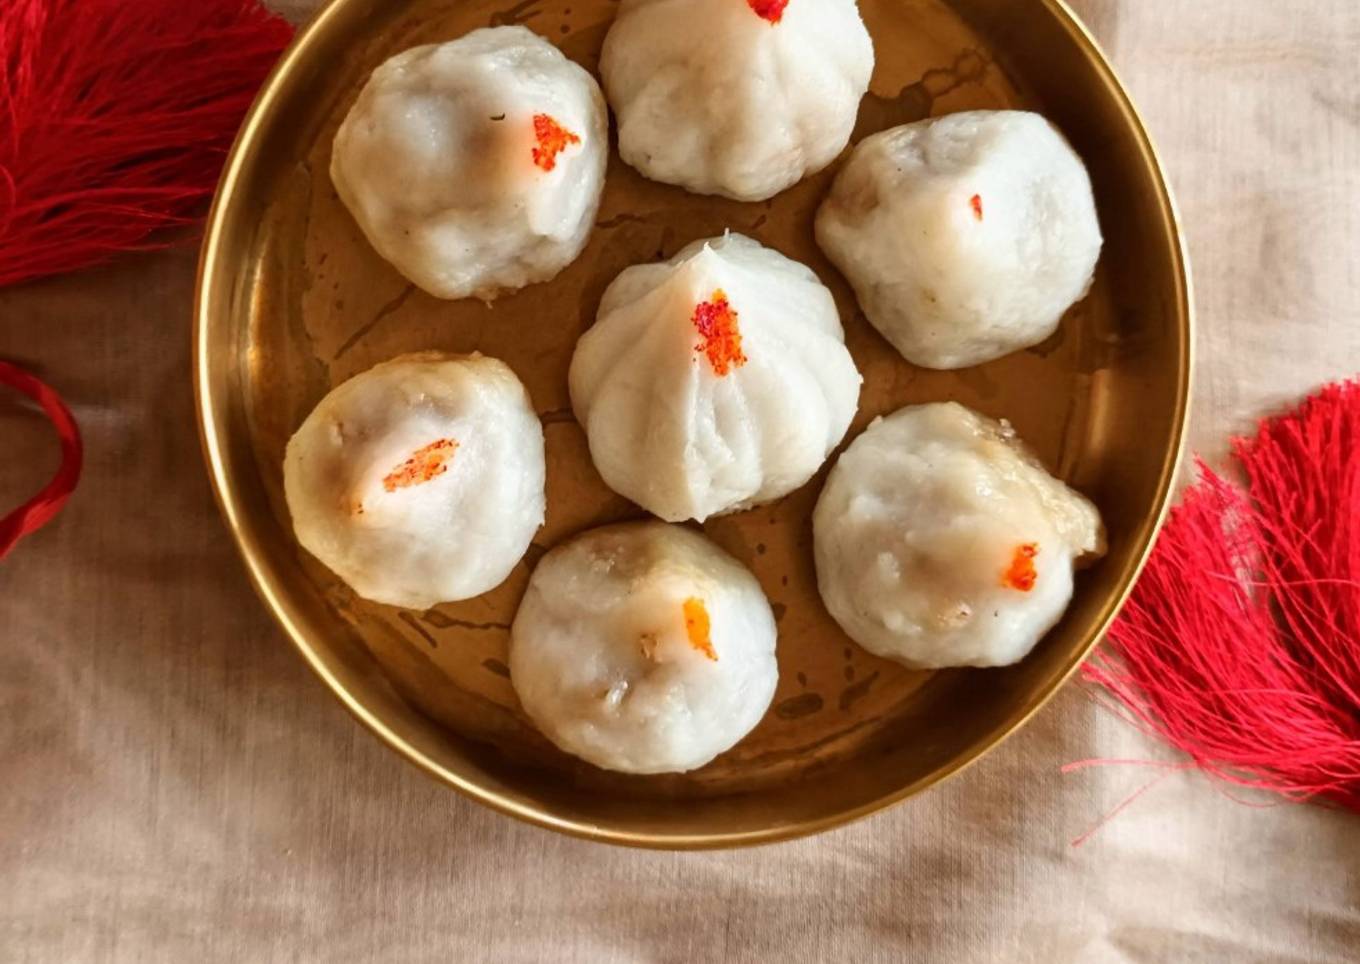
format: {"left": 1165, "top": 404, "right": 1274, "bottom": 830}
{"left": 195, "top": 0, "right": 1191, "bottom": 848}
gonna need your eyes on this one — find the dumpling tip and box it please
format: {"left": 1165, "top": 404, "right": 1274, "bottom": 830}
{"left": 747, "top": 0, "right": 790, "bottom": 24}
{"left": 692, "top": 289, "right": 748, "bottom": 376}
{"left": 531, "top": 113, "right": 581, "bottom": 172}
{"left": 683, "top": 597, "right": 718, "bottom": 661}
{"left": 1002, "top": 543, "right": 1039, "bottom": 592}
{"left": 382, "top": 438, "right": 459, "bottom": 492}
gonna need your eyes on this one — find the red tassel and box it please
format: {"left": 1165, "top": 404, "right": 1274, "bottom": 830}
{"left": 1086, "top": 381, "right": 1360, "bottom": 812}
{"left": 0, "top": 0, "right": 293, "bottom": 287}
{"left": 0, "top": 361, "right": 82, "bottom": 559}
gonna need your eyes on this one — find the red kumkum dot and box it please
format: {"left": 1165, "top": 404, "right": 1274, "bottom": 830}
{"left": 692, "top": 288, "right": 748, "bottom": 376}
{"left": 382, "top": 439, "right": 458, "bottom": 492}
{"left": 747, "top": 0, "right": 789, "bottom": 24}
{"left": 531, "top": 113, "right": 580, "bottom": 172}
{"left": 1002, "top": 543, "right": 1039, "bottom": 592}
{"left": 970, "top": 194, "right": 984, "bottom": 221}
{"left": 683, "top": 598, "right": 718, "bottom": 661}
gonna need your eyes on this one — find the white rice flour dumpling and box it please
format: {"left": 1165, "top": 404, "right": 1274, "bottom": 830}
{"left": 817, "top": 110, "right": 1103, "bottom": 369}
{"left": 813, "top": 402, "right": 1105, "bottom": 669}
{"left": 284, "top": 353, "right": 546, "bottom": 610}
{"left": 601, "top": 0, "right": 874, "bottom": 201}
{"left": 332, "top": 26, "right": 608, "bottom": 300}
{"left": 569, "top": 233, "right": 862, "bottom": 523}
{"left": 510, "top": 522, "right": 778, "bottom": 774}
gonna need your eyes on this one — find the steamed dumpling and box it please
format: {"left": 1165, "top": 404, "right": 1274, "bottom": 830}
{"left": 569, "top": 233, "right": 862, "bottom": 522}
{"left": 284, "top": 353, "right": 545, "bottom": 609}
{"left": 601, "top": 0, "right": 874, "bottom": 201}
{"left": 331, "top": 26, "right": 608, "bottom": 300}
{"left": 510, "top": 521, "right": 778, "bottom": 774}
{"left": 813, "top": 402, "right": 1105, "bottom": 669}
{"left": 816, "top": 111, "right": 1103, "bottom": 369}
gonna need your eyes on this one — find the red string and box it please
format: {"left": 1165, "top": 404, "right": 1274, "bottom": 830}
{"left": 0, "top": 0, "right": 293, "bottom": 287}
{"left": 1086, "top": 380, "right": 1360, "bottom": 812}
{"left": 0, "top": 361, "right": 82, "bottom": 559}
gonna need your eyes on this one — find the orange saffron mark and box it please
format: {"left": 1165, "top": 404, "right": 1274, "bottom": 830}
{"left": 382, "top": 439, "right": 458, "bottom": 492}
{"left": 970, "top": 194, "right": 984, "bottom": 221}
{"left": 682, "top": 598, "right": 718, "bottom": 661}
{"left": 531, "top": 113, "right": 580, "bottom": 171}
{"left": 692, "top": 289, "right": 748, "bottom": 376}
{"left": 1002, "top": 543, "right": 1039, "bottom": 592}
{"left": 747, "top": 0, "right": 789, "bottom": 23}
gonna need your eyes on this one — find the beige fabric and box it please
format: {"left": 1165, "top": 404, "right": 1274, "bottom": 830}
{"left": 3, "top": 1, "right": 1359, "bottom": 960}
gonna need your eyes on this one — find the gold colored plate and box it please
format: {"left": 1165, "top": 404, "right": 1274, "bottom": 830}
{"left": 195, "top": 0, "right": 1191, "bottom": 848}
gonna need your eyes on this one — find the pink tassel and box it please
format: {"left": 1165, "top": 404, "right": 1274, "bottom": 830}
{"left": 1087, "top": 381, "right": 1360, "bottom": 812}
{"left": 0, "top": 0, "right": 293, "bottom": 287}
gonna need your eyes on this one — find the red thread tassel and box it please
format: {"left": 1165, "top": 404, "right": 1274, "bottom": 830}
{"left": 0, "top": 0, "right": 293, "bottom": 287}
{"left": 0, "top": 361, "right": 82, "bottom": 559}
{"left": 1086, "top": 381, "right": 1360, "bottom": 811}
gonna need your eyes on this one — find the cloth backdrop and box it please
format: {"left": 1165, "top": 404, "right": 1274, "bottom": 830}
{"left": 2, "top": 0, "right": 1358, "bottom": 960}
